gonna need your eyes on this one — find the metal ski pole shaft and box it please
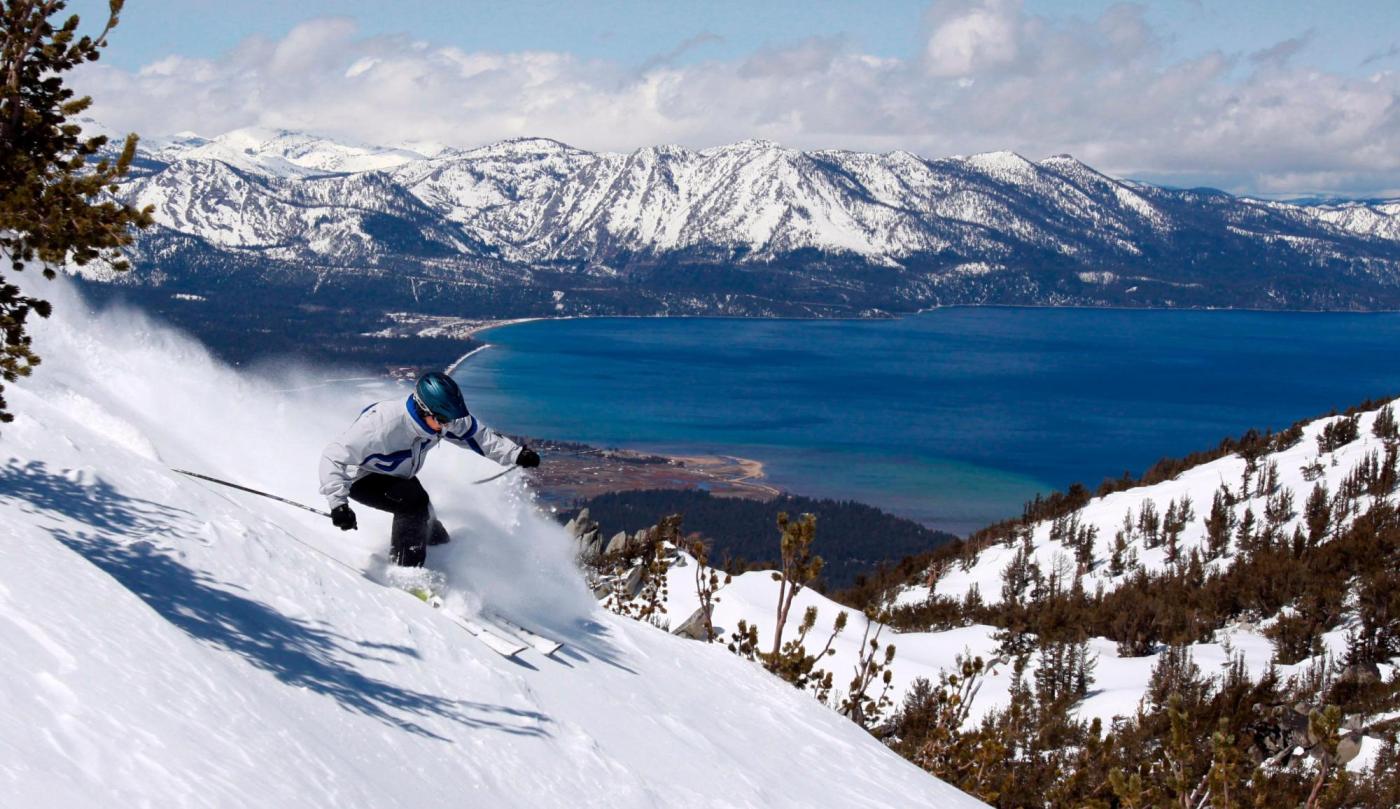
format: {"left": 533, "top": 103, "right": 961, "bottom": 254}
{"left": 173, "top": 470, "right": 374, "bottom": 578}
{"left": 471, "top": 465, "right": 519, "bottom": 485}
{"left": 171, "top": 468, "right": 331, "bottom": 517}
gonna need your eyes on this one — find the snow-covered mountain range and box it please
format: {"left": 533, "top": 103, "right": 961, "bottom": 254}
{"left": 0, "top": 279, "right": 987, "bottom": 808}
{"left": 88, "top": 124, "right": 1400, "bottom": 316}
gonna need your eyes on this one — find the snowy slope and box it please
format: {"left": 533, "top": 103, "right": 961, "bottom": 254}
{"left": 165, "top": 127, "right": 428, "bottom": 178}
{"left": 1308, "top": 200, "right": 1400, "bottom": 242}
{"left": 0, "top": 281, "right": 985, "bottom": 808}
{"left": 656, "top": 557, "right": 1346, "bottom": 737}
{"left": 925, "top": 406, "right": 1396, "bottom": 606}
{"left": 881, "top": 401, "right": 1398, "bottom": 745}
{"left": 657, "top": 556, "right": 1006, "bottom": 725}
{"left": 633, "top": 401, "right": 1398, "bottom": 744}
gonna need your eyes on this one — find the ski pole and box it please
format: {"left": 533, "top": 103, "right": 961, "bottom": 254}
{"left": 172, "top": 469, "right": 377, "bottom": 578}
{"left": 470, "top": 465, "right": 519, "bottom": 485}
{"left": 171, "top": 468, "right": 330, "bottom": 517}
{"left": 176, "top": 464, "right": 514, "bottom": 512}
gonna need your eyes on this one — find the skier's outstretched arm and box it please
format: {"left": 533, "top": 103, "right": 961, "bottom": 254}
{"left": 443, "top": 415, "right": 537, "bottom": 467}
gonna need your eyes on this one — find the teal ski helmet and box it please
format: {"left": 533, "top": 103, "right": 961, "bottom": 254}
{"left": 412, "top": 372, "right": 469, "bottom": 421}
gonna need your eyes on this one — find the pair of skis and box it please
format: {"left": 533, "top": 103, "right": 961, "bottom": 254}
{"left": 377, "top": 562, "right": 561, "bottom": 660}
{"left": 170, "top": 466, "right": 554, "bottom": 659}
{"left": 439, "top": 608, "right": 564, "bottom": 659}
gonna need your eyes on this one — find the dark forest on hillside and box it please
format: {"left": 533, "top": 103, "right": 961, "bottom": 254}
{"left": 76, "top": 282, "right": 477, "bottom": 370}
{"left": 563, "top": 489, "right": 958, "bottom": 589}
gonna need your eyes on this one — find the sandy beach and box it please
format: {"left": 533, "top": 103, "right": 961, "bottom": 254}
{"left": 522, "top": 442, "right": 782, "bottom": 507}
{"left": 666, "top": 453, "right": 780, "bottom": 496}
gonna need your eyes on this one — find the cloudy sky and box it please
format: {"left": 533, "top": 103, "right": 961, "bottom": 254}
{"left": 68, "top": 0, "right": 1400, "bottom": 197}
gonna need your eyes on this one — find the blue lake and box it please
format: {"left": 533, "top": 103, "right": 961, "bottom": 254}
{"left": 453, "top": 309, "right": 1400, "bottom": 535}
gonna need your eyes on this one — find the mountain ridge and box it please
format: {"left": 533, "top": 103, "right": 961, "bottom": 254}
{"left": 81, "top": 123, "right": 1400, "bottom": 317}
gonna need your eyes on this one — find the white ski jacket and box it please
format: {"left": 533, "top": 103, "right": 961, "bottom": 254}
{"left": 318, "top": 395, "right": 522, "bottom": 509}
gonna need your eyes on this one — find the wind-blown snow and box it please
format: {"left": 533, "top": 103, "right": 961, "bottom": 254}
{"left": 0, "top": 279, "right": 984, "bottom": 808}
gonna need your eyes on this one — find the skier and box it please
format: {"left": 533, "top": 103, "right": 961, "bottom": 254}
{"left": 318, "top": 371, "right": 540, "bottom": 567}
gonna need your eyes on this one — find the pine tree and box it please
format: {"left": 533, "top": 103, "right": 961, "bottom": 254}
{"left": 1204, "top": 718, "right": 1245, "bottom": 809}
{"left": 0, "top": 0, "right": 152, "bottom": 426}
{"left": 1380, "top": 440, "right": 1398, "bottom": 496}
{"left": 1161, "top": 495, "right": 1194, "bottom": 565}
{"left": 1163, "top": 498, "right": 1183, "bottom": 564}
{"left": 1235, "top": 507, "right": 1257, "bottom": 557}
{"left": 1240, "top": 454, "right": 1257, "bottom": 497}
{"left": 1033, "top": 637, "right": 1096, "bottom": 707}
{"left": 1256, "top": 460, "right": 1280, "bottom": 498}
{"left": 1205, "top": 487, "right": 1236, "bottom": 559}
{"left": 681, "top": 530, "right": 729, "bottom": 642}
{"left": 999, "top": 543, "right": 1042, "bottom": 607}
{"left": 1137, "top": 500, "right": 1161, "bottom": 548}
{"left": 769, "top": 512, "right": 822, "bottom": 658}
{"left": 1147, "top": 645, "right": 1205, "bottom": 709}
{"left": 1262, "top": 487, "right": 1296, "bottom": 546}
{"left": 842, "top": 614, "right": 896, "bottom": 727}
{"left": 1373, "top": 404, "right": 1399, "bottom": 442}
{"left": 1109, "top": 529, "right": 1130, "bottom": 576}
{"left": 1304, "top": 705, "right": 1343, "bottom": 808}
{"left": 1304, "top": 482, "right": 1331, "bottom": 547}
{"left": 1317, "top": 415, "right": 1361, "bottom": 454}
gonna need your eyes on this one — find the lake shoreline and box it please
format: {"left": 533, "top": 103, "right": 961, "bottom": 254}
{"left": 464, "top": 304, "right": 1400, "bottom": 346}
{"left": 517, "top": 438, "right": 785, "bottom": 511}
{"left": 446, "top": 334, "right": 788, "bottom": 508}
{"left": 449, "top": 308, "right": 1400, "bottom": 535}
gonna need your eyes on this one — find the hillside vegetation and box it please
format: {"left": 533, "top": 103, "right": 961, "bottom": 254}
{"left": 588, "top": 397, "right": 1400, "bottom": 807}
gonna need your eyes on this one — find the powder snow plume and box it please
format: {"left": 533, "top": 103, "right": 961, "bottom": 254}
{"left": 18, "top": 277, "right": 596, "bottom": 628}
{"left": 3, "top": 279, "right": 984, "bottom": 808}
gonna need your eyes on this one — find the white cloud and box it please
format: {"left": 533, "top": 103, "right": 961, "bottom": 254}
{"left": 75, "top": 4, "right": 1400, "bottom": 196}
{"left": 924, "top": 0, "right": 1020, "bottom": 77}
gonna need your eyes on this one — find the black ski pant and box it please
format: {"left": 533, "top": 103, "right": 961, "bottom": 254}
{"left": 349, "top": 473, "right": 446, "bottom": 567}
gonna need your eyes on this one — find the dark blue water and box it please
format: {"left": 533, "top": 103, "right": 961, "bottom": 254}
{"left": 453, "top": 310, "right": 1400, "bottom": 534}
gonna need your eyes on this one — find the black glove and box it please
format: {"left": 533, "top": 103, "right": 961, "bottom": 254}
{"left": 330, "top": 504, "right": 357, "bottom": 531}
{"left": 516, "top": 446, "right": 540, "bottom": 468}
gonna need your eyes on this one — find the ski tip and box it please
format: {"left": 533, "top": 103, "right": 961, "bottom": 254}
{"left": 484, "top": 614, "right": 565, "bottom": 656}
{"left": 453, "top": 616, "right": 529, "bottom": 658}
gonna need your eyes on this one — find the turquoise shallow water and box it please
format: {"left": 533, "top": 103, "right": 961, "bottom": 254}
{"left": 452, "top": 309, "right": 1400, "bottom": 534}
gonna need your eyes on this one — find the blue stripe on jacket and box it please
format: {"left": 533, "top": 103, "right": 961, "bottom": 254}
{"left": 361, "top": 449, "right": 413, "bottom": 472}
